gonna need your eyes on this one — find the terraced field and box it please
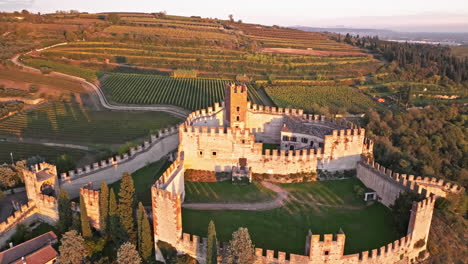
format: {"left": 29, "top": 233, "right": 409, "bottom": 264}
{"left": 0, "top": 102, "right": 181, "bottom": 144}
{"left": 0, "top": 141, "right": 89, "bottom": 167}
{"left": 265, "top": 85, "right": 379, "bottom": 114}
{"left": 101, "top": 73, "right": 269, "bottom": 110}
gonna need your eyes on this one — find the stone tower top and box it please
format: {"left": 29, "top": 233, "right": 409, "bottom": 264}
{"left": 225, "top": 83, "right": 248, "bottom": 129}
{"left": 23, "top": 162, "right": 59, "bottom": 201}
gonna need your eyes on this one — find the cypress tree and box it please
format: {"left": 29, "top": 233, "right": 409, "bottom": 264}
{"left": 99, "top": 181, "right": 109, "bottom": 234}
{"left": 137, "top": 202, "right": 153, "bottom": 261}
{"left": 79, "top": 193, "right": 92, "bottom": 238}
{"left": 110, "top": 188, "right": 127, "bottom": 246}
{"left": 57, "top": 189, "right": 72, "bottom": 234}
{"left": 118, "top": 173, "right": 137, "bottom": 244}
{"left": 206, "top": 220, "right": 217, "bottom": 264}
{"left": 109, "top": 188, "right": 118, "bottom": 217}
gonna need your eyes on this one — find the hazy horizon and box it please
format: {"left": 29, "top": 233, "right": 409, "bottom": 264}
{"left": 1, "top": 0, "right": 468, "bottom": 33}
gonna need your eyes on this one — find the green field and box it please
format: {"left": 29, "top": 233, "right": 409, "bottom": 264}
{"left": 265, "top": 85, "right": 379, "bottom": 114}
{"left": 101, "top": 73, "right": 269, "bottom": 110}
{"left": 0, "top": 141, "right": 90, "bottom": 170}
{"left": 182, "top": 178, "right": 400, "bottom": 255}
{"left": 0, "top": 103, "right": 181, "bottom": 144}
{"left": 109, "top": 159, "right": 170, "bottom": 206}
{"left": 184, "top": 181, "right": 276, "bottom": 203}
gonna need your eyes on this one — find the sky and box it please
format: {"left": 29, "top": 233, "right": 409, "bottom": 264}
{"left": 1, "top": 0, "right": 468, "bottom": 32}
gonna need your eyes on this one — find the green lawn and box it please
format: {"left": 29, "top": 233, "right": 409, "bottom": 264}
{"left": 184, "top": 181, "right": 276, "bottom": 203}
{"left": 0, "top": 102, "right": 181, "bottom": 144}
{"left": 109, "top": 159, "right": 170, "bottom": 206}
{"left": 182, "top": 178, "right": 400, "bottom": 255}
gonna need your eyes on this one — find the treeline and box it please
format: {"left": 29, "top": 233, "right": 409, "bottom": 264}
{"left": 364, "top": 104, "right": 467, "bottom": 188}
{"left": 340, "top": 34, "right": 468, "bottom": 86}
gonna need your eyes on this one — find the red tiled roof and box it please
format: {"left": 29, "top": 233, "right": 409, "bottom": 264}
{"left": 0, "top": 231, "right": 57, "bottom": 264}
{"left": 11, "top": 246, "right": 57, "bottom": 264}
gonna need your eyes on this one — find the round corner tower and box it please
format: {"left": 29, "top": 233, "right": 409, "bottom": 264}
{"left": 225, "top": 83, "right": 248, "bottom": 129}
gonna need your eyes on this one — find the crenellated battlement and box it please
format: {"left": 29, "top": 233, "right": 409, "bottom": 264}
{"left": 0, "top": 201, "right": 38, "bottom": 235}
{"left": 31, "top": 162, "right": 57, "bottom": 175}
{"left": 36, "top": 194, "right": 57, "bottom": 206}
{"left": 261, "top": 148, "right": 324, "bottom": 161}
{"left": 155, "top": 160, "right": 182, "bottom": 189}
{"left": 152, "top": 187, "right": 182, "bottom": 202}
{"left": 184, "top": 102, "right": 223, "bottom": 126}
{"left": 359, "top": 157, "right": 463, "bottom": 198}
{"left": 413, "top": 195, "right": 436, "bottom": 211}
{"left": 60, "top": 125, "right": 179, "bottom": 181}
{"left": 255, "top": 248, "right": 289, "bottom": 263}
{"left": 181, "top": 125, "right": 256, "bottom": 141}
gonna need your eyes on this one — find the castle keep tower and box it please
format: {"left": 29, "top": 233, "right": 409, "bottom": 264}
{"left": 22, "top": 162, "right": 59, "bottom": 224}
{"left": 225, "top": 83, "right": 248, "bottom": 129}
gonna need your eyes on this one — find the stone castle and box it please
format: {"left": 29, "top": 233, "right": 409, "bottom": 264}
{"left": 151, "top": 84, "right": 462, "bottom": 264}
{"left": 0, "top": 84, "right": 464, "bottom": 263}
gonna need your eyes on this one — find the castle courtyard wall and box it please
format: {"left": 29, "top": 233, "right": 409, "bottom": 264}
{"left": 61, "top": 130, "right": 179, "bottom": 198}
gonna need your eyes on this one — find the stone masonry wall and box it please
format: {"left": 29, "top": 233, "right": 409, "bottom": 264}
{"left": 357, "top": 157, "right": 462, "bottom": 207}
{"left": 152, "top": 188, "right": 182, "bottom": 247}
{"left": 80, "top": 186, "right": 101, "bottom": 230}
{"left": 61, "top": 127, "right": 179, "bottom": 198}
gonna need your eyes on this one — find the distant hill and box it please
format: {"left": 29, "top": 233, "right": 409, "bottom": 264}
{"left": 294, "top": 26, "right": 468, "bottom": 46}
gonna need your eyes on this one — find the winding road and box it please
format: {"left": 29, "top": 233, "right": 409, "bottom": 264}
{"left": 11, "top": 46, "right": 190, "bottom": 118}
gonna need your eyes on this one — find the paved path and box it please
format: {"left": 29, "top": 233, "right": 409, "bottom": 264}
{"left": 11, "top": 49, "right": 190, "bottom": 119}
{"left": 182, "top": 181, "right": 289, "bottom": 211}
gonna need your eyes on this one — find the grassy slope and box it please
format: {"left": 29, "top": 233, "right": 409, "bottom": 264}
{"left": 184, "top": 181, "right": 276, "bottom": 203}
{"left": 0, "top": 102, "right": 181, "bottom": 144}
{"left": 108, "top": 159, "right": 170, "bottom": 206}
{"left": 0, "top": 141, "right": 89, "bottom": 165}
{"left": 183, "top": 178, "right": 400, "bottom": 255}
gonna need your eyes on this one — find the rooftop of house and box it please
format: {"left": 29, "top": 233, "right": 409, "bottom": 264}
{"left": 281, "top": 115, "right": 344, "bottom": 138}
{"left": 0, "top": 231, "right": 57, "bottom": 264}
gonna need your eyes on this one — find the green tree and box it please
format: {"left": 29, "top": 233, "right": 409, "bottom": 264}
{"left": 80, "top": 193, "right": 92, "bottom": 238}
{"left": 391, "top": 192, "right": 425, "bottom": 234}
{"left": 118, "top": 173, "right": 137, "bottom": 243}
{"left": 137, "top": 202, "right": 153, "bottom": 261}
{"left": 57, "top": 189, "right": 72, "bottom": 234}
{"left": 117, "top": 242, "right": 142, "bottom": 264}
{"left": 110, "top": 188, "right": 127, "bottom": 246}
{"left": 206, "top": 220, "right": 218, "bottom": 264}
{"left": 224, "top": 227, "right": 256, "bottom": 264}
{"left": 58, "top": 230, "right": 88, "bottom": 264}
{"left": 99, "top": 182, "right": 109, "bottom": 234}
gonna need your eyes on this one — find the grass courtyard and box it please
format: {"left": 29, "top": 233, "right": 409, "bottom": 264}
{"left": 184, "top": 181, "right": 276, "bottom": 203}
{"left": 182, "top": 178, "right": 401, "bottom": 255}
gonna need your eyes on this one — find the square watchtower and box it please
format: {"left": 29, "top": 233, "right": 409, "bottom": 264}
{"left": 225, "top": 83, "right": 248, "bottom": 129}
